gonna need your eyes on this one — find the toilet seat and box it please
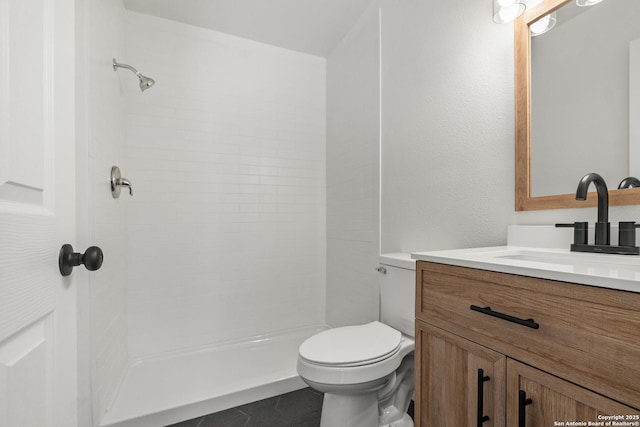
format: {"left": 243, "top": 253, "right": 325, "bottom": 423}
{"left": 299, "top": 321, "right": 402, "bottom": 367}
{"left": 297, "top": 322, "right": 415, "bottom": 387}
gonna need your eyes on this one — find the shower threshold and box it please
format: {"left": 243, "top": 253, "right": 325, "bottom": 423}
{"left": 100, "top": 324, "right": 327, "bottom": 427}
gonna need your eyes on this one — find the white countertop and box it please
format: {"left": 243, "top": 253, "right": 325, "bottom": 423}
{"left": 412, "top": 246, "right": 640, "bottom": 294}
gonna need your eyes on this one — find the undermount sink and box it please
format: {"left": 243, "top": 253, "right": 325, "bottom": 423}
{"left": 498, "top": 252, "right": 576, "bottom": 264}
{"left": 411, "top": 246, "right": 640, "bottom": 293}
{"left": 478, "top": 248, "right": 640, "bottom": 271}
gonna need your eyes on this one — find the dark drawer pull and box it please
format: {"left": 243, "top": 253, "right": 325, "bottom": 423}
{"left": 518, "top": 390, "right": 533, "bottom": 427}
{"left": 470, "top": 305, "right": 539, "bottom": 330}
{"left": 477, "top": 368, "right": 490, "bottom": 427}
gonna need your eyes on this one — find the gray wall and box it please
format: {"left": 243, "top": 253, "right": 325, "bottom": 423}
{"left": 380, "top": 0, "right": 513, "bottom": 253}
{"left": 326, "top": 4, "right": 381, "bottom": 327}
{"left": 325, "top": 0, "right": 640, "bottom": 328}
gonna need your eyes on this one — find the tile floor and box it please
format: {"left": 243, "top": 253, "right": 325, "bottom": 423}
{"left": 167, "top": 388, "right": 414, "bottom": 427}
{"left": 166, "top": 388, "right": 323, "bottom": 427}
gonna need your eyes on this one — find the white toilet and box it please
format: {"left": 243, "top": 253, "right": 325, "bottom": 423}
{"left": 297, "top": 253, "right": 416, "bottom": 427}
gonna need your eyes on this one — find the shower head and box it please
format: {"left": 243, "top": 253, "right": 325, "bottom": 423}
{"left": 112, "top": 58, "right": 155, "bottom": 92}
{"left": 137, "top": 74, "right": 155, "bottom": 91}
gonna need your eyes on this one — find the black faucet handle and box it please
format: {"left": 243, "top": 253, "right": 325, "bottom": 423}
{"left": 619, "top": 222, "right": 640, "bottom": 247}
{"left": 555, "top": 222, "right": 588, "bottom": 245}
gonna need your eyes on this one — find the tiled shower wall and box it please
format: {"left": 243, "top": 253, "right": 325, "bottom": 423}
{"left": 123, "top": 12, "right": 327, "bottom": 359}
{"left": 83, "top": 0, "right": 129, "bottom": 420}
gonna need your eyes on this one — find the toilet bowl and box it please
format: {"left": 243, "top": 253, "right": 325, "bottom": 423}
{"left": 297, "top": 253, "right": 416, "bottom": 427}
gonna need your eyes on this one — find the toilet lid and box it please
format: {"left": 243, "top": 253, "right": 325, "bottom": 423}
{"left": 299, "top": 321, "right": 401, "bottom": 366}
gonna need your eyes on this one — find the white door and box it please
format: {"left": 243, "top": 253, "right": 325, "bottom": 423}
{"left": 0, "top": 0, "right": 78, "bottom": 426}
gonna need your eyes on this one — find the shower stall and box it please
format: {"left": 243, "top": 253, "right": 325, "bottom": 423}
{"left": 84, "top": 4, "right": 329, "bottom": 427}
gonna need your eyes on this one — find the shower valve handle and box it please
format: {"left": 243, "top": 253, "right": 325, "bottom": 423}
{"left": 119, "top": 178, "right": 133, "bottom": 196}
{"left": 111, "top": 166, "right": 133, "bottom": 198}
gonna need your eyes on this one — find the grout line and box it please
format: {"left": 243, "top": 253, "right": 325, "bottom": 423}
{"left": 236, "top": 408, "right": 251, "bottom": 417}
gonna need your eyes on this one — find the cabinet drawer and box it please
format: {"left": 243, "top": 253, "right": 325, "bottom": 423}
{"left": 416, "top": 261, "right": 640, "bottom": 410}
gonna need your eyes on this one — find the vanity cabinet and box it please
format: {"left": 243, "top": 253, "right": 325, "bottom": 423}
{"left": 414, "top": 261, "right": 640, "bottom": 427}
{"left": 416, "top": 322, "right": 505, "bottom": 426}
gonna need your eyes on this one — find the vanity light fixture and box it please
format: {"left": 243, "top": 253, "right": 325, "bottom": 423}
{"left": 530, "top": 11, "right": 557, "bottom": 36}
{"left": 492, "top": 0, "right": 526, "bottom": 23}
{"left": 524, "top": 0, "right": 556, "bottom": 36}
{"left": 576, "top": 0, "right": 605, "bottom": 6}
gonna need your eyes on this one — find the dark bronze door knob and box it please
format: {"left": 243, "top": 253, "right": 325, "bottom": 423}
{"left": 59, "top": 244, "right": 103, "bottom": 276}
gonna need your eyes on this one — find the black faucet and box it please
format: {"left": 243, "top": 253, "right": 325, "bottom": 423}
{"left": 575, "top": 172, "right": 610, "bottom": 245}
{"left": 561, "top": 173, "right": 639, "bottom": 255}
{"left": 618, "top": 176, "right": 640, "bottom": 189}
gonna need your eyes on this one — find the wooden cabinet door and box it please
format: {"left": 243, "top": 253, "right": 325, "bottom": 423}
{"left": 507, "top": 359, "right": 640, "bottom": 427}
{"left": 415, "top": 321, "right": 506, "bottom": 427}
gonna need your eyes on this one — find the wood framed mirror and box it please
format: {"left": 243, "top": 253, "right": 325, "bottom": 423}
{"left": 514, "top": 0, "right": 640, "bottom": 211}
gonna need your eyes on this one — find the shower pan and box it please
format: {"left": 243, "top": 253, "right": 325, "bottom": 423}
{"left": 100, "top": 326, "right": 326, "bottom": 427}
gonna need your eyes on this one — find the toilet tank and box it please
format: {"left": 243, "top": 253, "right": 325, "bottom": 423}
{"left": 379, "top": 253, "right": 416, "bottom": 337}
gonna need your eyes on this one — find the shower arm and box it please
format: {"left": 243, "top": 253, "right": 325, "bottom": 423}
{"left": 113, "top": 59, "right": 142, "bottom": 77}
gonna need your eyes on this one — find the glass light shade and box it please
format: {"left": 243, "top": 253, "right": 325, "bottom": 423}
{"left": 493, "top": 0, "right": 526, "bottom": 23}
{"left": 576, "top": 0, "right": 604, "bottom": 6}
{"left": 530, "top": 12, "right": 557, "bottom": 36}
